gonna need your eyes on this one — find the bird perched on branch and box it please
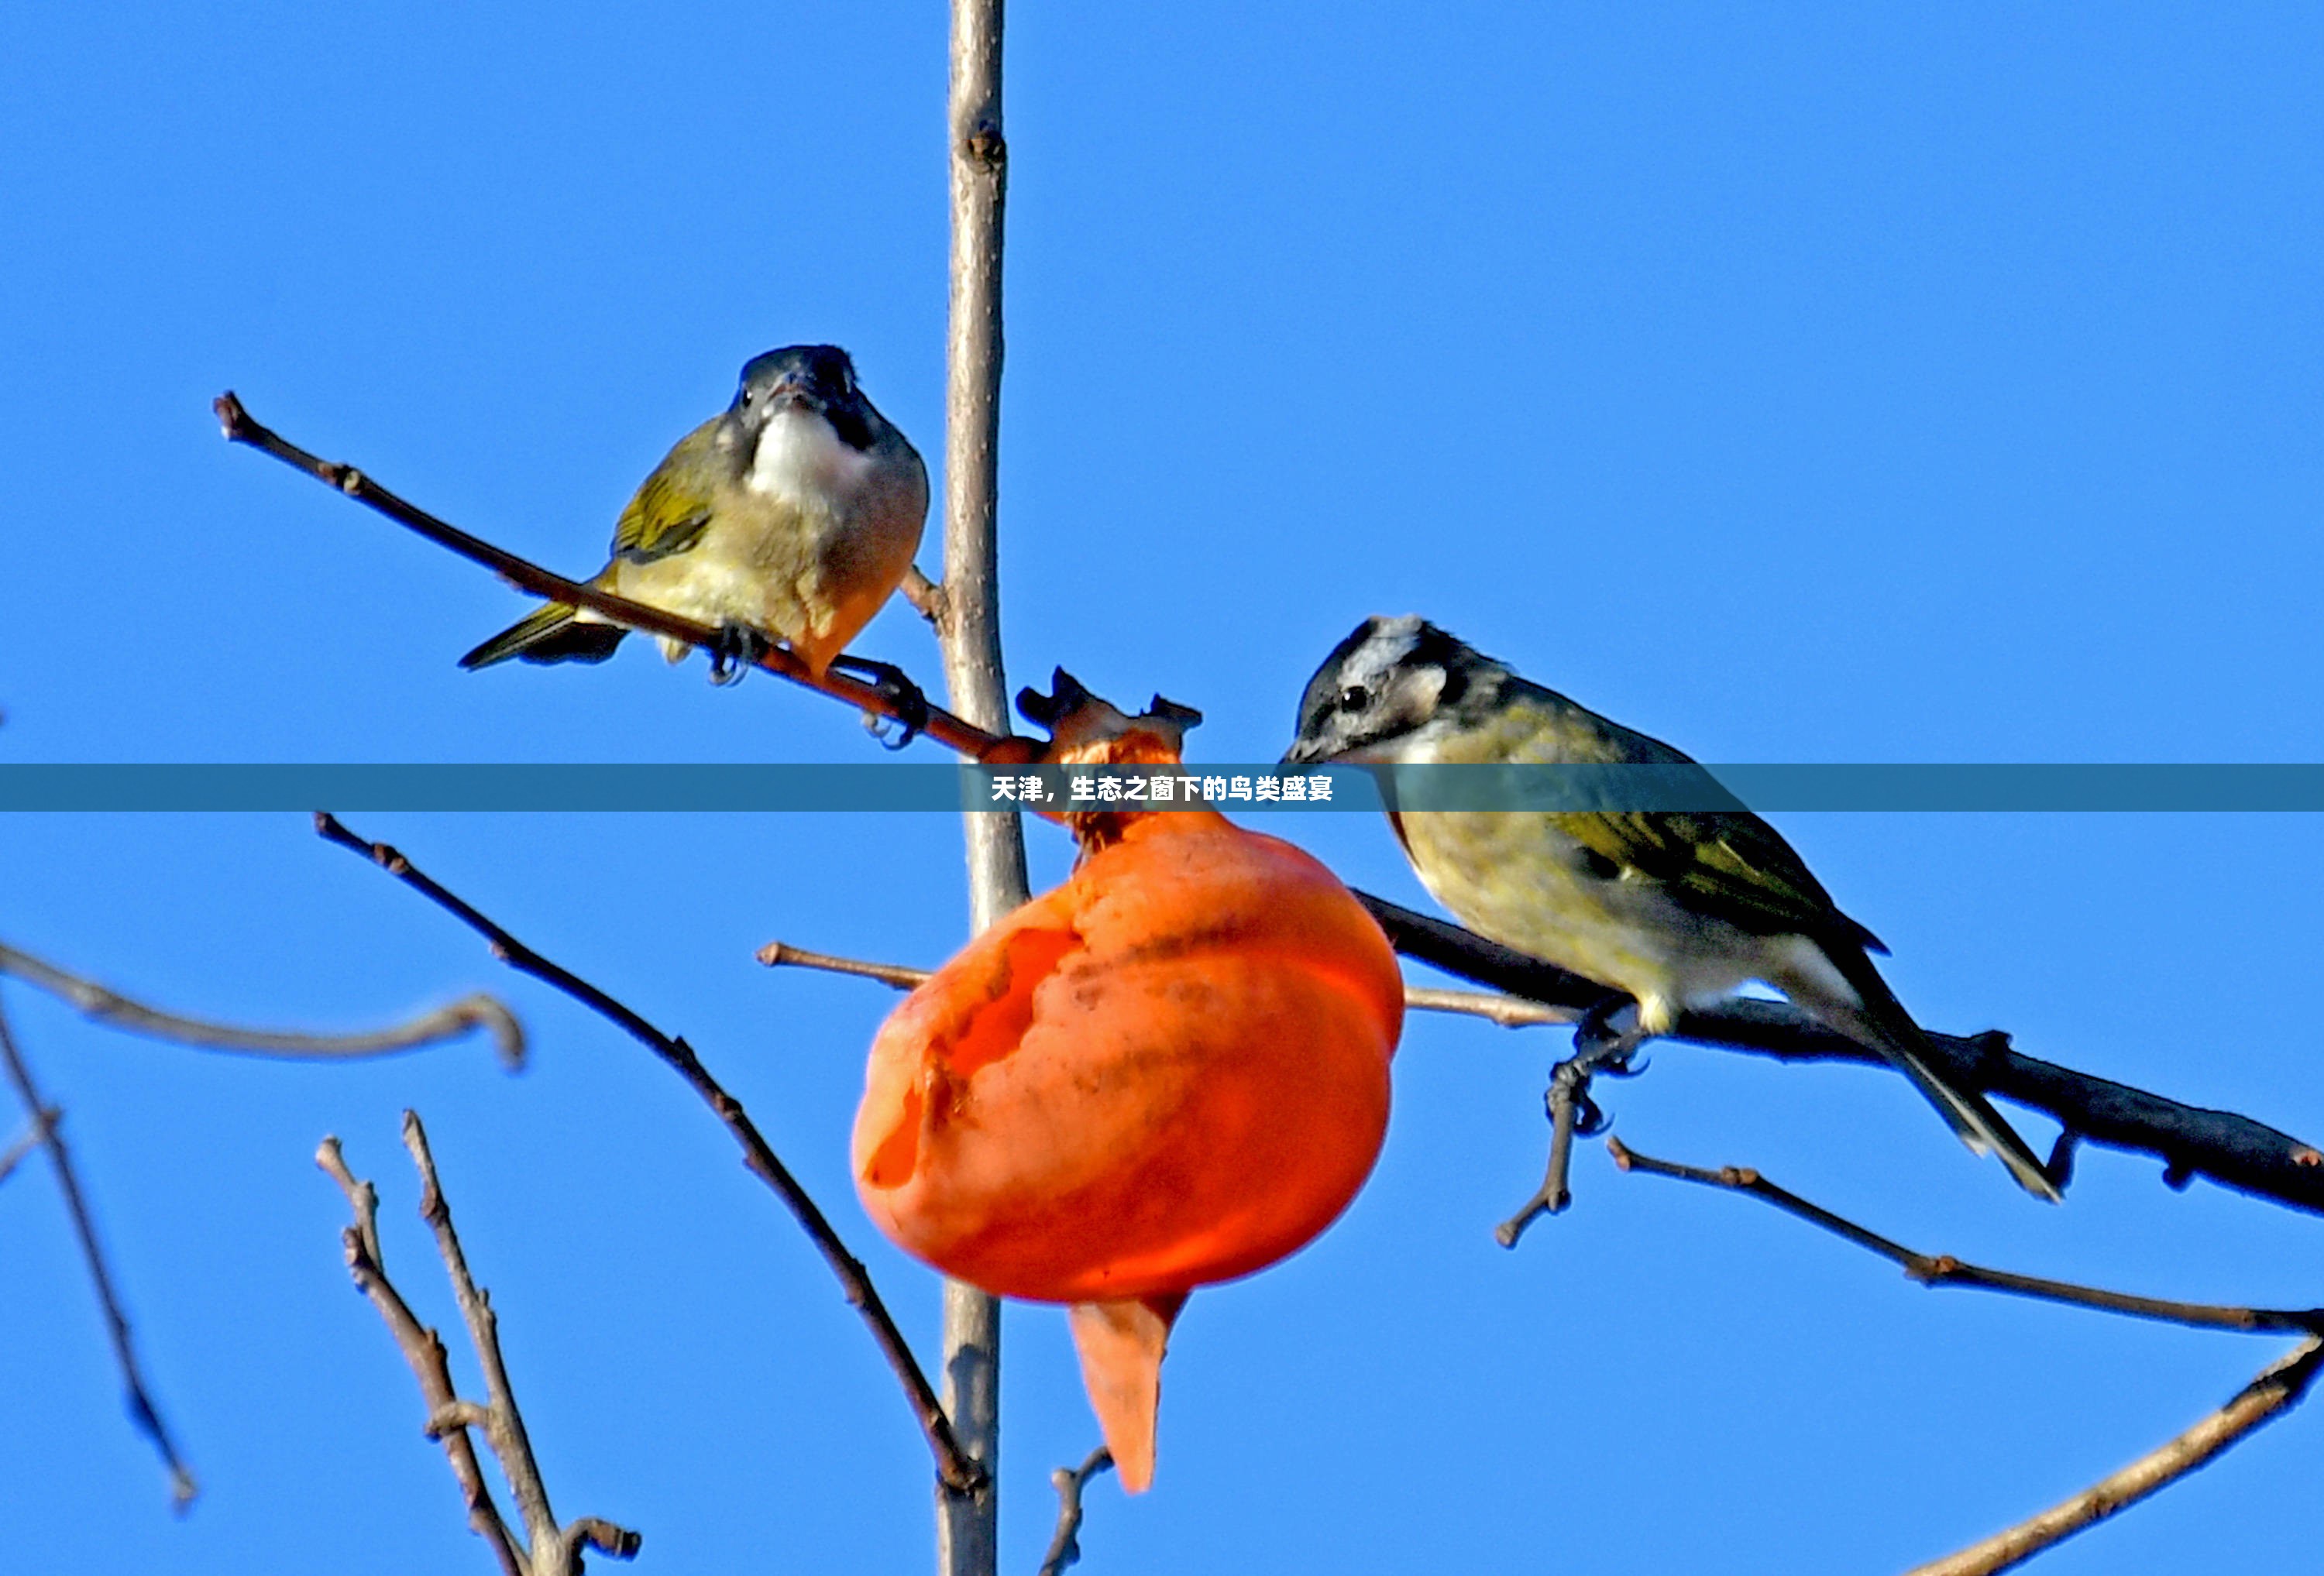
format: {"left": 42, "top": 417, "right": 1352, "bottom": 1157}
{"left": 460, "top": 344, "right": 929, "bottom": 697}
{"left": 1284, "top": 615, "right": 2060, "bottom": 1201}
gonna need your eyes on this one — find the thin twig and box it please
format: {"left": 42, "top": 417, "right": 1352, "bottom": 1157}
{"left": 756, "top": 937, "right": 1579, "bottom": 1029}
{"left": 0, "top": 1108, "right": 56, "bottom": 1190}
{"left": 322, "top": 1124, "right": 642, "bottom": 1574}
{"left": 312, "top": 814, "right": 983, "bottom": 1495}
{"left": 0, "top": 940, "right": 522, "bottom": 1067}
{"left": 1906, "top": 1337, "right": 2324, "bottom": 1576}
{"left": 1035, "top": 1447, "right": 1115, "bottom": 1576}
{"left": 318, "top": 1135, "right": 524, "bottom": 1576}
{"left": 401, "top": 1111, "right": 568, "bottom": 1567}
{"left": 902, "top": 565, "right": 948, "bottom": 627}
{"left": 561, "top": 1519, "right": 646, "bottom": 1567}
{"left": 1402, "top": 986, "right": 1576, "bottom": 1028}
{"left": 1494, "top": 1063, "right": 1587, "bottom": 1250}
{"left": 1605, "top": 1138, "right": 2324, "bottom": 1335}
{"left": 1494, "top": 1018, "right": 1637, "bottom": 1248}
{"left": 755, "top": 940, "right": 931, "bottom": 990}
{"left": 1609, "top": 1135, "right": 2324, "bottom": 1568}
{"left": 1362, "top": 891, "right": 2324, "bottom": 1216}
{"left": 212, "top": 392, "right": 1024, "bottom": 764}
{"left": 0, "top": 991, "right": 197, "bottom": 1510}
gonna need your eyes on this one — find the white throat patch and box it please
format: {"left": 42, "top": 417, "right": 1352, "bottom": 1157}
{"left": 748, "top": 407, "right": 872, "bottom": 506}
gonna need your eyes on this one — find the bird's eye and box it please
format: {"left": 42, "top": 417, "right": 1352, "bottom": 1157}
{"left": 1336, "top": 685, "right": 1370, "bottom": 714}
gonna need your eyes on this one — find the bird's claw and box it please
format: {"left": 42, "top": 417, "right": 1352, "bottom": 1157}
{"left": 709, "top": 623, "right": 771, "bottom": 686}
{"left": 1572, "top": 994, "right": 1645, "bottom": 1072}
{"left": 830, "top": 654, "right": 931, "bottom": 750}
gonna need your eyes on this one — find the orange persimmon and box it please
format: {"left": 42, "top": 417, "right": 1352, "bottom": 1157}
{"left": 851, "top": 677, "right": 1402, "bottom": 1491}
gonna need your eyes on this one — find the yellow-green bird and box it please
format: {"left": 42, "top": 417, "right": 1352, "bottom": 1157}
{"left": 462, "top": 344, "right": 928, "bottom": 687}
{"left": 1284, "top": 616, "right": 2059, "bottom": 1200}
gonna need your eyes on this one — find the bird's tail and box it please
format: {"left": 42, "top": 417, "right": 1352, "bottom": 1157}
{"left": 1805, "top": 949, "right": 2061, "bottom": 1203}
{"left": 459, "top": 602, "right": 627, "bottom": 670}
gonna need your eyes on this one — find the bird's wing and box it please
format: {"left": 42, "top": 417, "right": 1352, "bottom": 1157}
{"left": 1497, "top": 684, "right": 1888, "bottom": 953}
{"left": 1550, "top": 807, "right": 1885, "bottom": 953}
{"left": 610, "top": 420, "right": 720, "bottom": 563}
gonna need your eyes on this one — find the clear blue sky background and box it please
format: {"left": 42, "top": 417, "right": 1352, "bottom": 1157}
{"left": 4, "top": 4, "right": 2321, "bottom": 1571}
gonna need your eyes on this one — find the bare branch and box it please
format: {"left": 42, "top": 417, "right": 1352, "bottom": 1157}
{"left": 0, "top": 992, "right": 197, "bottom": 1510}
{"left": 562, "top": 1519, "right": 645, "bottom": 1565}
{"left": 318, "top": 1134, "right": 524, "bottom": 1576}
{"left": 1402, "top": 986, "right": 1575, "bottom": 1028}
{"left": 1607, "top": 1137, "right": 2324, "bottom": 1335}
{"left": 0, "top": 940, "right": 522, "bottom": 1067}
{"left": 939, "top": 0, "right": 1018, "bottom": 1561}
{"left": 756, "top": 940, "right": 930, "bottom": 990}
{"left": 1494, "top": 1019, "right": 1638, "bottom": 1248}
{"left": 1035, "top": 1447, "right": 1115, "bottom": 1576}
{"left": 401, "top": 1111, "right": 608, "bottom": 1570}
{"left": 1360, "top": 891, "right": 2324, "bottom": 1217}
{"left": 902, "top": 565, "right": 948, "bottom": 627}
{"left": 1608, "top": 1135, "right": 2324, "bottom": 1566}
{"left": 313, "top": 814, "right": 984, "bottom": 1495}
{"left": 0, "top": 1107, "right": 57, "bottom": 1190}
{"left": 213, "top": 393, "right": 1023, "bottom": 764}
{"left": 321, "top": 1124, "right": 641, "bottom": 1574}
{"left": 1494, "top": 1059, "right": 1590, "bottom": 1249}
{"left": 1906, "top": 1337, "right": 2324, "bottom": 1576}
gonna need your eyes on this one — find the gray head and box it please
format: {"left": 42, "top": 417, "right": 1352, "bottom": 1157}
{"left": 728, "top": 344, "right": 877, "bottom": 450}
{"left": 1283, "top": 616, "right": 1509, "bottom": 764}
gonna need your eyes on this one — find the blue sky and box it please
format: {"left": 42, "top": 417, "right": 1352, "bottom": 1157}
{"left": 3, "top": 4, "right": 2321, "bottom": 1571}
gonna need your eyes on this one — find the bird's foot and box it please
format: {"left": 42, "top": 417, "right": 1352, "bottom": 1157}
{"left": 708, "top": 623, "right": 772, "bottom": 686}
{"left": 1553, "top": 994, "right": 1652, "bottom": 1138}
{"left": 830, "top": 654, "right": 931, "bottom": 750}
{"left": 1571, "top": 994, "right": 1649, "bottom": 1077}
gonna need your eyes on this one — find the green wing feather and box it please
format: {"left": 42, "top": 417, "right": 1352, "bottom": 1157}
{"left": 1494, "top": 682, "right": 1887, "bottom": 953}
{"left": 611, "top": 418, "right": 721, "bottom": 561}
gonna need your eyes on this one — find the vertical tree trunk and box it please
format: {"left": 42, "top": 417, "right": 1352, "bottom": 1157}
{"left": 937, "top": 2, "right": 1013, "bottom": 1573}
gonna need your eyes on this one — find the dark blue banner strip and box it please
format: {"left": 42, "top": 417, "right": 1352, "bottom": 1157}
{"left": 3, "top": 763, "right": 2323, "bottom": 812}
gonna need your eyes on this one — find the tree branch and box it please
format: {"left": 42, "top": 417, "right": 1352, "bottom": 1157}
{"left": 1906, "top": 1336, "right": 2324, "bottom": 1576}
{"left": 1607, "top": 1135, "right": 2324, "bottom": 1571}
{"left": 902, "top": 565, "right": 948, "bottom": 627}
{"left": 1360, "top": 892, "right": 2324, "bottom": 1217}
{"left": 211, "top": 393, "right": 1024, "bottom": 764}
{"left": 321, "top": 1121, "right": 642, "bottom": 1574}
{"left": 755, "top": 940, "right": 932, "bottom": 991}
{"left": 940, "top": 0, "right": 1017, "bottom": 1562}
{"left": 0, "top": 940, "right": 522, "bottom": 1068}
{"left": 311, "top": 814, "right": 985, "bottom": 1495}
{"left": 0, "top": 992, "right": 197, "bottom": 1510}
{"left": 1493, "top": 1047, "right": 1601, "bottom": 1249}
{"left": 0, "top": 1107, "right": 55, "bottom": 1190}
{"left": 1034, "top": 1447, "right": 1114, "bottom": 1576}
{"left": 1605, "top": 1138, "right": 2324, "bottom": 1335}
{"left": 318, "top": 1134, "right": 525, "bottom": 1576}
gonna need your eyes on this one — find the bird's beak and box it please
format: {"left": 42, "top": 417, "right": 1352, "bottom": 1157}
{"left": 1280, "top": 736, "right": 1327, "bottom": 766}
{"left": 767, "top": 374, "right": 820, "bottom": 410}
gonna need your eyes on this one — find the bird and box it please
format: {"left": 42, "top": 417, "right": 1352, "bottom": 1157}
{"left": 459, "top": 344, "right": 929, "bottom": 696}
{"left": 1283, "top": 615, "right": 2060, "bottom": 1201}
